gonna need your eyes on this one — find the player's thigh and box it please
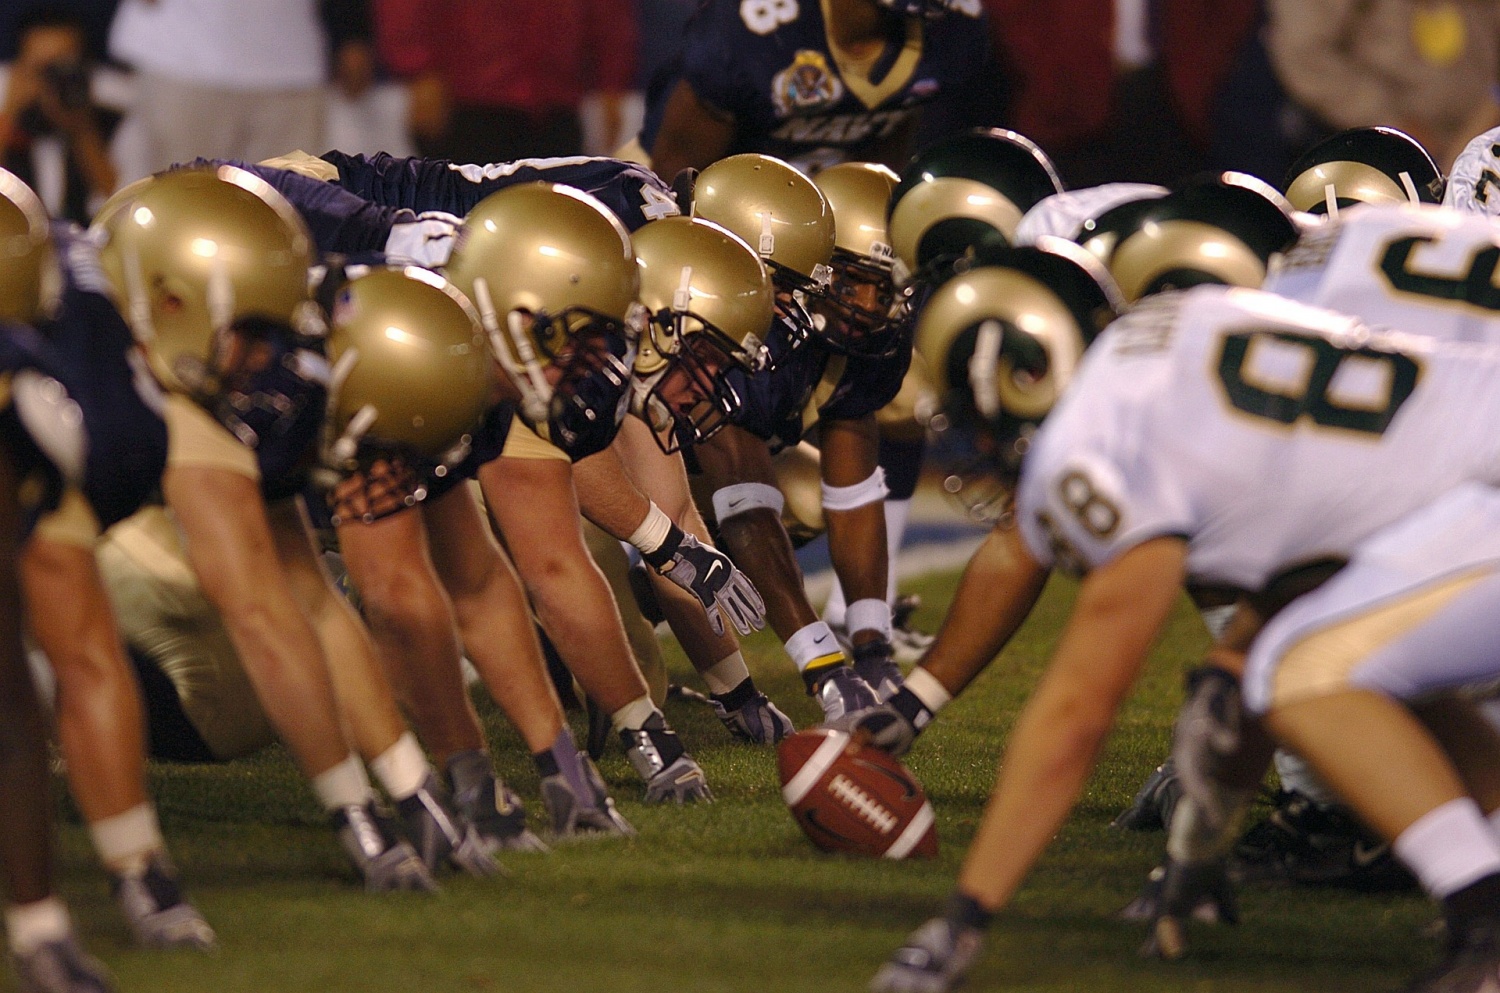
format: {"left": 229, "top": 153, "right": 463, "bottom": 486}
{"left": 478, "top": 455, "right": 589, "bottom": 574}
{"left": 1245, "top": 484, "right": 1500, "bottom": 714}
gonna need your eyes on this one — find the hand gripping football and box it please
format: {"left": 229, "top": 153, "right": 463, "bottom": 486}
{"left": 777, "top": 728, "right": 938, "bottom": 858}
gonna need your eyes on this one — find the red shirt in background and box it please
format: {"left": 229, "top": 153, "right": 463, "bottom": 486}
{"left": 375, "top": 0, "right": 638, "bottom": 114}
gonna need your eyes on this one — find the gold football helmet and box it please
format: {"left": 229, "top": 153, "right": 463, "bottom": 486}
{"left": 93, "top": 165, "right": 318, "bottom": 395}
{"left": 812, "top": 161, "right": 910, "bottom": 357}
{"left": 632, "top": 215, "right": 774, "bottom": 451}
{"left": 691, "top": 153, "right": 835, "bottom": 351}
{"left": 1088, "top": 173, "right": 1299, "bottom": 303}
{"left": 1283, "top": 126, "right": 1444, "bottom": 216}
{"left": 916, "top": 237, "right": 1121, "bottom": 488}
{"left": 443, "top": 182, "right": 642, "bottom": 458}
{"left": 323, "top": 265, "right": 495, "bottom": 474}
{"left": 0, "top": 168, "right": 58, "bottom": 325}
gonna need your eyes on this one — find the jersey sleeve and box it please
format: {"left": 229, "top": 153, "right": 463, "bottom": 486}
{"left": 203, "top": 159, "right": 410, "bottom": 253}
{"left": 676, "top": 1, "right": 757, "bottom": 121}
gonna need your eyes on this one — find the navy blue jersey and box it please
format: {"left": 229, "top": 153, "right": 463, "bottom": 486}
{"left": 0, "top": 322, "right": 72, "bottom": 539}
{"left": 322, "top": 151, "right": 679, "bottom": 232}
{"left": 640, "top": 0, "right": 990, "bottom": 171}
{"left": 423, "top": 401, "right": 515, "bottom": 501}
{"left": 37, "top": 226, "right": 169, "bottom": 529}
{"left": 720, "top": 319, "right": 911, "bottom": 451}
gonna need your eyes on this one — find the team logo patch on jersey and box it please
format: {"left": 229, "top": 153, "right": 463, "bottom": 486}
{"left": 772, "top": 51, "right": 845, "bottom": 118}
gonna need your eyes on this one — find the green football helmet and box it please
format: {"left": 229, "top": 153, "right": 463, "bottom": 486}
{"left": 1086, "top": 173, "right": 1300, "bottom": 303}
{"left": 917, "top": 237, "right": 1121, "bottom": 485}
{"left": 888, "top": 128, "right": 1064, "bottom": 283}
{"left": 1283, "top": 126, "right": 1444, "bottom": 216}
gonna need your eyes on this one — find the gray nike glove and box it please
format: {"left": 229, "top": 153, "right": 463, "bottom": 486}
{"left": 642, "top": 525, "right": 766, "bottom": 636}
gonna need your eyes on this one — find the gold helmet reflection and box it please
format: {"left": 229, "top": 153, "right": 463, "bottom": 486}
{"left": 812, "top": 161, "right": 909, "bottom": 356}
{"left": 691, "top": 153, "right": 836, "bottom": 337}
{"left": 93, "top": 165, "right": 317, "bottom": 394}
{"left": 442, "top": 182, "right": 640, "bottom": 424}
{"left": 0, "top": 168, "right": 58, "bottom": 325}
{"left": 632, "top": 215, "right": 774, "bottom": 374}
{"left": 323, "top": 266, "right": 495, "bottom": 469}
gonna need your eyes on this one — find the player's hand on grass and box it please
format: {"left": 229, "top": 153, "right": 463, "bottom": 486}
{"left": 1120, "top": 855, "right": 1239, "bottom": 959}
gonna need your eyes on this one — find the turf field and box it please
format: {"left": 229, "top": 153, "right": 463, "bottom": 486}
{"left": 42, "top": 568, "right": 1435, "bottom": 993}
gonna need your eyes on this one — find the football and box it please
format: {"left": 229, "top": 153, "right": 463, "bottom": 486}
{"left": 777, "top": 728, "right": 938, "bottom": 859}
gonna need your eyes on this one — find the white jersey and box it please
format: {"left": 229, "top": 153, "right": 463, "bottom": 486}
{"left": 1014, "top": 285, "right": 1500, "bottom": 593}
{"left": 1264, "top": 202, "right": 1500, "bottom": 344}
{"left": 1014, "top": 183, "right": 1167, "bottom": 245}
{"left": 1444, "top": 126, "right": 1500, "bottom": 220}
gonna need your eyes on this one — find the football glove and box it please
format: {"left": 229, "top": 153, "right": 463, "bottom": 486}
{"left": 1172, "top": 665, "right": 1247, "bottom": 833}
{"left": 1120, "top": 855, "right": 1239, "bottom": 960}
{"left": 642, "top": 525, "right": 765, "bottom": 636}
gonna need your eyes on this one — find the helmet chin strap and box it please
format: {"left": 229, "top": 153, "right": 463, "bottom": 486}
{"left": 1323, "top": 183, "right": 1340, "bottom": 220}
{"left": 325, "top": 347, "right": 373, "bottom": 465}
{"left": 207, "top": 254, "right": 235, "bottom": 335}
{"left": 471, "top": 275, "right": 552, "bottom": 424}
{"left": 1398, "top": 170, "right": 1420, "bottom": 204}
{"left": 969, "top": 319, "right": 1003, "bottom": 420}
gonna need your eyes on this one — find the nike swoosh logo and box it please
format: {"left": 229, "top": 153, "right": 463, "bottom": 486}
{"left": 727, "top": 498, "right": 748, "bottom": 510}
{"left": 704, "top": 560, "right": 723, "bottom": 584}
{"left": 813, "top": 634, "right": 830, "bottom": 645}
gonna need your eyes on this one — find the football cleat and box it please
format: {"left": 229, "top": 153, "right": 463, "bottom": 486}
{"left": 620, "top": 713, "right": 712, "bottom": 803}
{"left": 331, "top": 801, "right": 439, "bottom": 893}
{"left": 1110, "top": 759, "right": 1183, "bottom": 832}
{"left": 539, "top": 756, "right": 636, "bottom": 839}
{"left": 1232, "top": 790, "right": 1415, "bottom": 892}
{"left": 111, "top": 853, "right": 217, "bottom": 951}
{"left": 890, "top": 594, "right": 936, "bottom": 665}
{"left": 1400, "top": 920, "right": 1500, "bottom": 993}
{"left": 710, "top": 690, "right": 795, "bottom": 744}
{"left": 810, "top": 664, "right": 880, "bottom": 725}
{"left": 398, "top": 772, "right": 520, "bottom": 877}
{"left": 10, "top": 933, "right": 114, "bottom": 993}
{"left": 870, "top": 917, "right": 985, "bottom": 993}
{"left": 853, "top": 639, "right": 905, "bottom": 702}
{"left": 446, "top": 767, "right": 549, "bottom": 856}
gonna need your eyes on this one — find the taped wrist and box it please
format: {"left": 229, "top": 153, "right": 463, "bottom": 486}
{"left": 630, "top": 502, "right": 680, "bottom": 569}
{"left": 821, "top": 466, "right": 888, "bottom": 512}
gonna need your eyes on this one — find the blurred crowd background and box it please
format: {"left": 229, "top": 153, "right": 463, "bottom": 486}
{"left": 3, "top": 0, "right": 1497, "bottom": 227}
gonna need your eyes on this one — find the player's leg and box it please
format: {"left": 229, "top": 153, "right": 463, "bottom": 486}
{"left": 1248, "top": 490, "right": 1500, "bottom": 989}
{"left": 160, "top": 403, "right": 432, "bottom": 892}
{"left": 268, "top": 496, "right": 514, "bottom": 872}
{"left": 477, "top": 450, "right": 710, "bottom": 803}
{"left": 694, "top": 424, "right": 876, "bottom": 722}
{"left": 23, "top": 495, "right": 214, "bottom": 949}
{"left": 586, "top": 418, "right": 792, "bottom": 742}
{"left": 820, "top": 413, "right": 901, "bottom": 700}
{"left": 0, "top": 443, "right": 113, "bottom": 993}
{"left": 419, "top": 482, "right": 634, "bottom": 834}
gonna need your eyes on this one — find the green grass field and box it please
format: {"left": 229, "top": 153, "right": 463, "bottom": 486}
{"left": 41, "top": 569, "right": 1436, "bottom": 993}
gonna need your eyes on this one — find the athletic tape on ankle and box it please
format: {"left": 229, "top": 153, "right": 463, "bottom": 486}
{"left": 701, "top": 651, "right": 751, "bottom": 696}
{"left": 87, "top": 803, "right": 163, "bottom": 870}
{"left": 610, "top": 696, "right": 660, "bottom": 734}
{"left": 311, "top": 753, "right": 373, "bottom": 812}
{"left": 713, "top": 482, "right": 784, "bottom": 522}
{"left": 370, "top": 732, "right": 431, "bottom": 801}
{"left": 846, "top": 598, "right": 893, "bottom": 641}
{"left": 787, "top": 620, "right": 844, "bottom": 673}
{"left": 628, "top": 502, "right": 675, "bottom": 555}
{"left": 821, "top": 467, "right": 888, "bottom": 512}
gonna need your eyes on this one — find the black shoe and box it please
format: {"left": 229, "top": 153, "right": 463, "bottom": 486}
{"left": 852, "top": 639, "right": 904, "bottom": 702}
{"left": 1111, "top": 759, "right": 1182, "bottom": 832}
{"left": 331, "top": 800, "right": 439, "bottom": 893}
{"left": 443, "top": 759, "right": 549, "bottom": 857}
{"left": 1232, "top": 790, "right": 1415, "bottom": 892}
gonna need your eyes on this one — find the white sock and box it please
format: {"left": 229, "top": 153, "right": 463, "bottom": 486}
{"left": 610, "top": 695, "right": 660, "bottom": 734}
{"left": 6, "top": 897, "right": 71, "bottom": 955}
{"left": 884, "top": 499, "right": 911, "bottom": 604}
{"left": 787, "top": 621, "right": 845, "bottom": 674}
{"left": 1393, "top": 797, "right": 1500, "bottom": 899}
{"left": 846, "top": 597, "right": 893, "bottom": 642}
{"left": 822, "top": 577, "right": 848, "bottom": 629}
{"left": 310, "top": 753, "right": 373, "bottom": 812}
{"left": 88, "top": 803, "right": 163, "bottom": 877}
{"left": 700, "top": 652, "right": 751, "bottom": 696}
{"left": 369, "top": 732, "right": 431, "bottom": 801}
